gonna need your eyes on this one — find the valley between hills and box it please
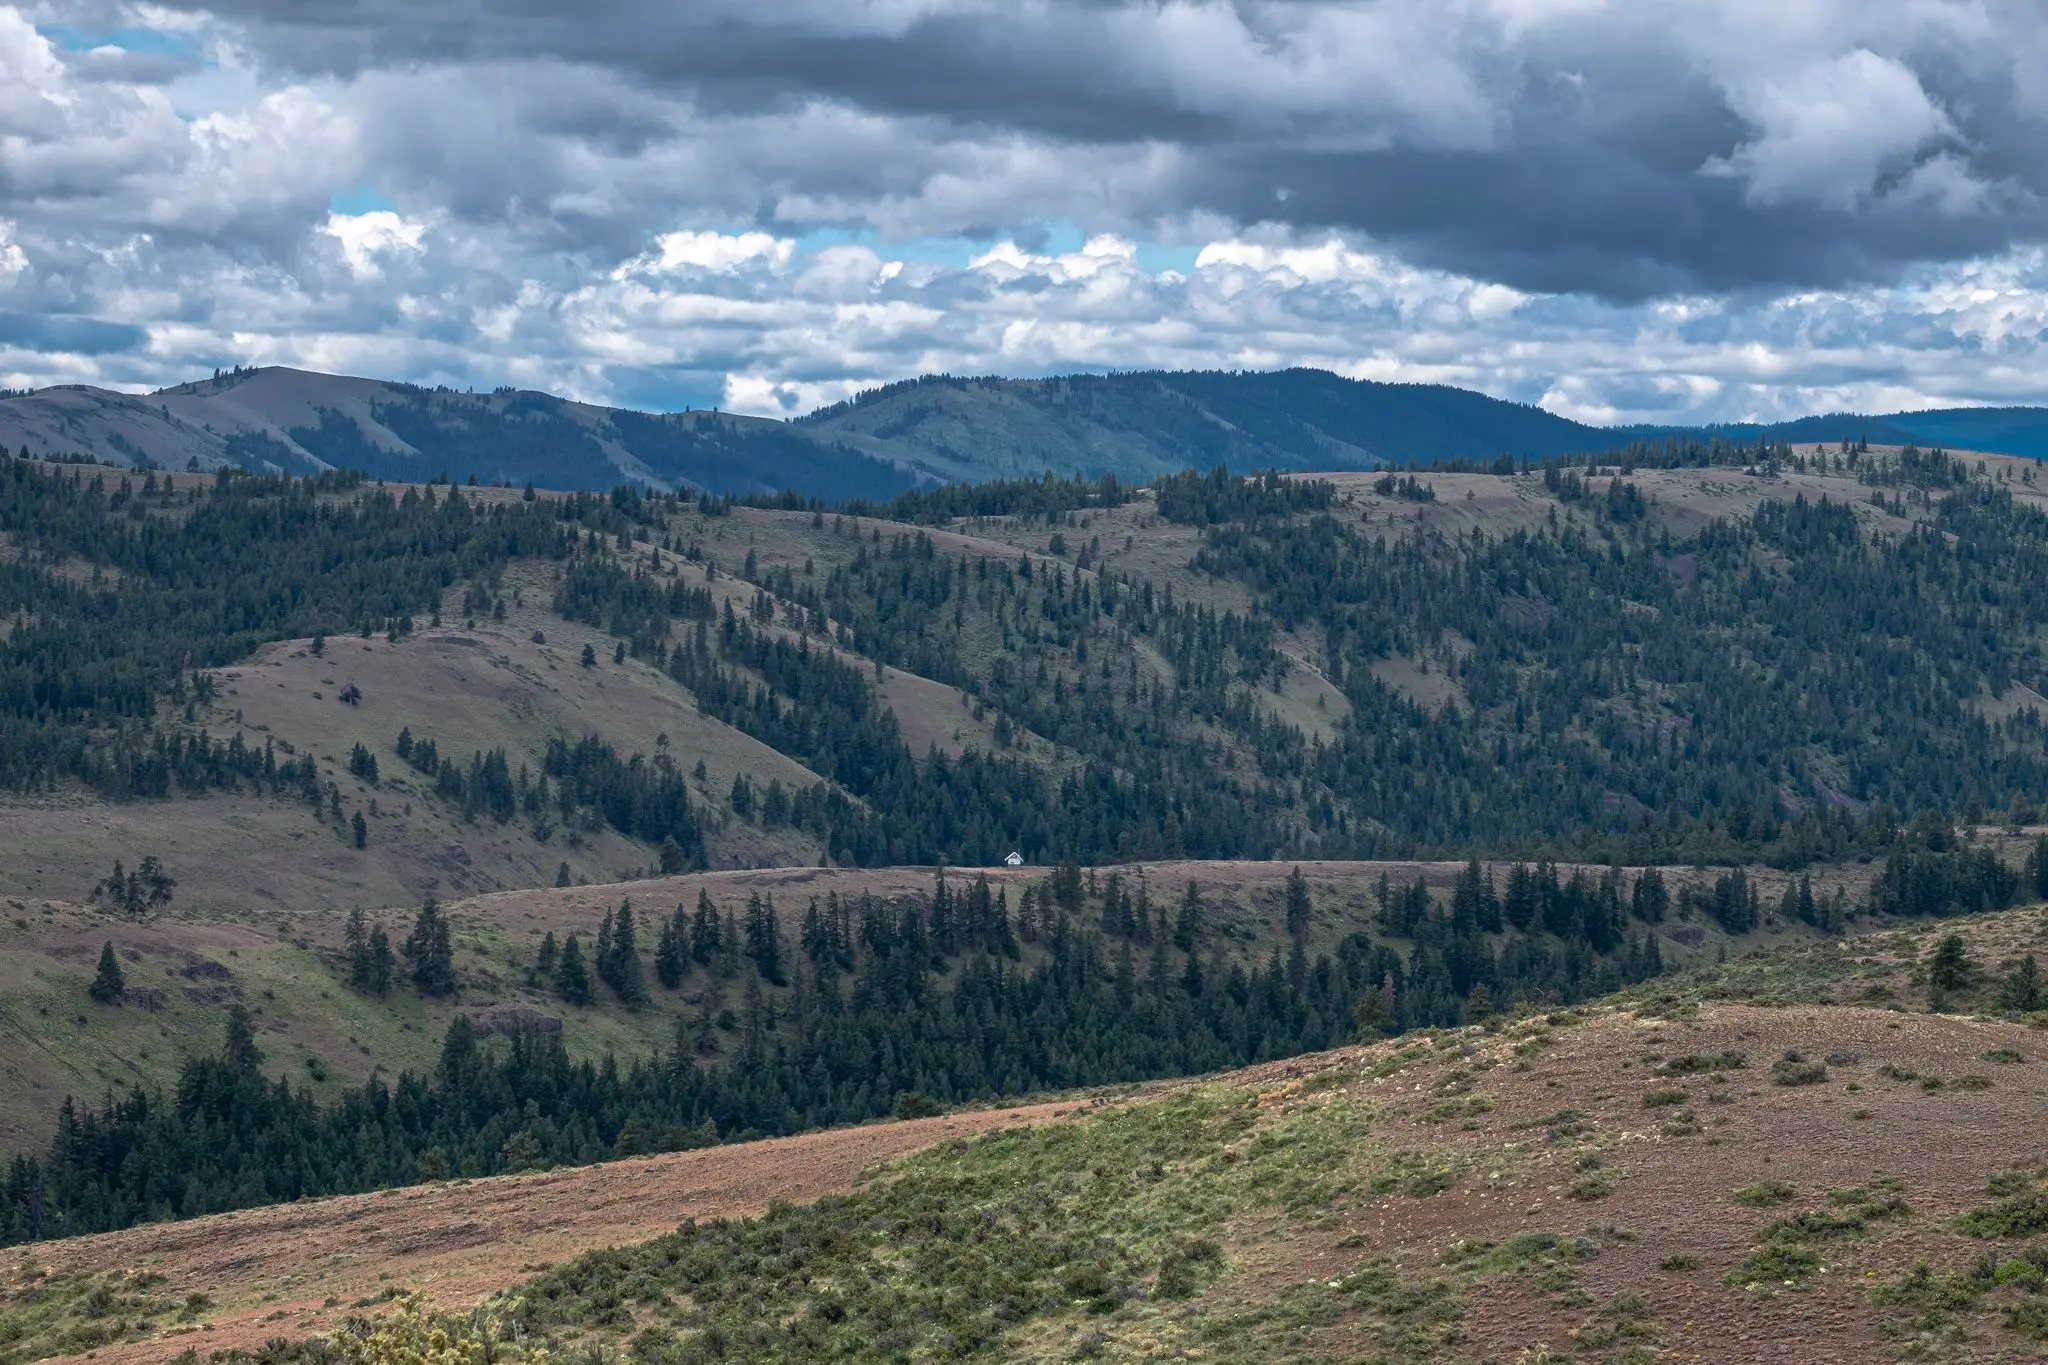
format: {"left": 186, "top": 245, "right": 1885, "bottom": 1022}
{"left": 6, "top": 440, "right": 2048, "bottom": 1361}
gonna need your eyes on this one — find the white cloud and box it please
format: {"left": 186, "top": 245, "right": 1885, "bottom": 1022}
{"left": 5, "top": 0, "right": 2048, "bottom": 430}
{"left": 1704, "top": 48, "right": 1959, "bottom": 210}
{"left": 321, "top": 209, "right": 428, "bottom": 279}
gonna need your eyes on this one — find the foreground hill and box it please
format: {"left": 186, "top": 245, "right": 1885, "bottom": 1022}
{"left": 12, "top": 894, "right": 2048, "bottom": 1364}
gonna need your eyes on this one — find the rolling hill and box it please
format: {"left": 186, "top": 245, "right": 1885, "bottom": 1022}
{"left": 10, "top": 900, "right": 2048, "bottom": 1364}
{"left": 3, "top": 443, "right": 2048, "bottom": 1360}
{"left": 8, "top": 363, "right": 2046, "bottom": 493}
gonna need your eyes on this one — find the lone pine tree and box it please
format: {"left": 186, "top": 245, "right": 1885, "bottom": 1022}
{"left": 403, "top": 899, "right": 457, "bottom": 996}
{"left": 88, "top": 942, "right": 124, "bottom": 1003}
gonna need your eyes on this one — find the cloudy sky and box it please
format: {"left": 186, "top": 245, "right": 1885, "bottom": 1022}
{"left": 4, "top": 0, "right": 2048, "bottom": 423}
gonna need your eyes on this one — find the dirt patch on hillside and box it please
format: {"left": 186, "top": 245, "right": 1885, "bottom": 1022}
{"left": 1203, "top": 1001, "right": 2048, "bottom": 1363}
{"left": 29, "top": 1101, "right": 1084, "bottom": 1365}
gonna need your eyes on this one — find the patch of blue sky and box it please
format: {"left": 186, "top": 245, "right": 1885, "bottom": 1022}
{"left": 330, "top": 185, "right": 398, "bottom": 216}
{"left": 40, "top": 24, "right": 201, "bottom": 57}
{"left": 790, "top": 220, "right": 1194, "bottom": 275}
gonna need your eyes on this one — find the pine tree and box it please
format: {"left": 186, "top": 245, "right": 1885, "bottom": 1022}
{"left": 556, "top": 933, "right": 592, "bottom": 1006}
{"left": 607, "top": 902, "right": 648, "bottom": 1007}
{"left": 2001, "top": 954, "right": 2042, "bottom": 1012}
{"left": 366, "top": 926, "right": 395, "bottom": 996}
{"left": 1284, "top": 866, "right": 1312, "bottom": 938}
{"left": 351, "top": 809, "right": 367, "bottom": 848}
{"left": 223, "top": 1003, "right": 263, "bottom": 1074}
{"left": 1174, "top": 881, "right": 1203, "bottom": 952}
{"left": 745, "top": 893, "right": 784, "bottom": 984}
{"left": 89, "top": 942, "right": 124, "bottom": 1003}
{"left": 344, "top": 907, "right": 371, "bottom": 989}
{"left": 1927, "top": 932, "right": 1973, "bottom": 1002}
{"left": 403, "top": 899, "right": 457, "bottom": 996}
{"left": 690, "top": 891, "right": 720, "bottom": 963}
{"left": 655, "top": 911, "right": 686, "bottom": 989}
{"left": 536, "top": 930, "right": 559, "bottom": 981}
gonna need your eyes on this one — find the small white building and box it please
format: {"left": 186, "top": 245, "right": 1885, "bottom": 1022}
{"left": 1003, "top": 851, "right": 1025, "bottom": 867}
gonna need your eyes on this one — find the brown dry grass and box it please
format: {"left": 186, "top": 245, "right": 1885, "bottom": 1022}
{"left": 25, "top": 1101, "right": 1086, "bottom": 1365}
{"left": 28, "top": 996, "right": 2048, "bottom": 1364}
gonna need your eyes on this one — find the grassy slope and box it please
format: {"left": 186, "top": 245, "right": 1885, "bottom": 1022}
{"left": 0, "top": 844, "right": 1943, "bottom": 1157}
{"left": 14, "top": 903, "right": 2048, "bottom": 1364}
{"left": 7, "top": 461, "right": 2048, "bottom": 1149}
{"left": 14, "top": 455, "right": 2043, "bottom": 928}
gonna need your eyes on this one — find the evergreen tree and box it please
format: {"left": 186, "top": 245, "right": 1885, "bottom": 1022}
{"left": 223, "top": 1003, "right": 263, "bottom": 1074}
{"left": 1284, "top": 866, "right": 1312, "bottom": 938}
{"left": 604, "top": 902, "right": 648, "bottom": 1007}
{"left": 1927, "top": 932, "right": 1974, "bottom": 1001}
{"left": 365, "top": 926, "right": 395, "bottom": 997}
{"left": 690, "top": 891, "right": 721, "bottom": 963}
{"left": 556, "top": 933, "right": 592, "bottom": 1006}
{"left": 655, "top": 911, "right": 686, "bottom": 989}
{"left": 1630, "top": 868, "right": 1668, "bottom": 923}
{"left": 88, "top": 942, "right": 124, "bottom": 1003}
{"left": 536, "top": 930, "right": 559, "bottom": 980}
{"left": 351, "top": 809, "right": 367, "bottom": 848}
{"left": 1174, "top": 881, "right": 1203, "bottom": 952}
{"left": 2001, "top": 954, "right": 2043, "bottom": 1013}
{"left": 344, "top": 907, "right": 371, "bottom": 989}
{"left": 403, "top": 899, "right": 457, "bottom": 997}
{"left": 744, "top": 893, "right": 784, "bottom": 984}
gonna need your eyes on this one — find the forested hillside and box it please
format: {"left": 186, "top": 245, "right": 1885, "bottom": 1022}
{"left": 10, "top": 438, "right": 2048, "bottom": 1269}
{"left": 9, "top": 443, "right": 2048, "bottom": 871}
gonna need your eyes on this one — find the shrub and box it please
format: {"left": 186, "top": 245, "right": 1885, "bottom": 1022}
{"left": 892, "top": 1091, "right": 943, "bottom": 1120}
{"left": 1658, "top": 1051, "right": 1746, "bottom": 1076}
{"left": 1771, "top": 1052, "right": 1828, "bottom": 1086}
{"left": 1733, "top": 1180, "right": 1796, "bottom": 1208}
{"left": 1641, "top": 1089, "right": 1687, "bottom": 1109}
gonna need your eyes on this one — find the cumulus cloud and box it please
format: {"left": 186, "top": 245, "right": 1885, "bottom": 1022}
{"left": 3, "top": 0, "right": 2048, "bottom": 422}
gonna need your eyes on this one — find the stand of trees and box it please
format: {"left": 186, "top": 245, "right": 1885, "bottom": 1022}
{"left": 0, "top": 865, "right": 1674, "bottom": 1247}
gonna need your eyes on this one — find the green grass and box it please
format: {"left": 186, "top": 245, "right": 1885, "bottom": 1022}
{"left": 172, "top": 1072, "right": 1638, "bottom": 1363}
{"left": 0, "top": 1268, "right": 205, "bottom": 1365}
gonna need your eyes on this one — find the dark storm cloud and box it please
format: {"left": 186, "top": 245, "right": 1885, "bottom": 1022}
{"left": 126, "top": 0, "right": 2048, "bottom": 298}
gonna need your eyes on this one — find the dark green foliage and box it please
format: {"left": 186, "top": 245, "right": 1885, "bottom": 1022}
{"left": 555, "top": 933, "right": 591, "bottom": 1006}
{"left": 351, "top": 809, "right": 367, "bottom": 848}
{"left": 596, "top": 903, "right": 648, "bottom": 1007}
{"left": 402, "top": 899, "right": 456, "bottom": 997}
{"left": 1957, "top": 1176, "right": 2048, "bottom": 1238}
{"left": 1771, "top": 1052, "right": 1829, "bottom": 1086}
{"left": 347, "top": 743, "right": 378, "bottom": 785}
{"left": 88, "top": 943, "right": 123, "bottom": 1004}
{"left": 653, "top": 912, "right": 685, "bottom": 989}
{"left": 2001, "top": 955, "right": 2043, "bottom": 1012}
{"left": 1373, "top": 472, "right": 1436, "bottom": 502}
{"left": 540, "top": 734, "right": 701, "bottom": 865}
{"left": 0, "top": 463, "right": 588, "bottom": 799}
{"left": 1153, "top": 467, "right": 1336, "bottom": 525}
{"left": 1733, "top": 1180, "right": 1796, "bottom": 1207}
{"left": 90, "top": 857, "right": 173, "bottom": 915}
{"left": 1927, "top": 932, "right": 1975, "bottom": 998}
{"left": 343, "top": 909, "right": 395, "bottom": 997}
{"left": 1869, "top": 847, "right": 2019, "bottom": 920}
{"left": 0, "top": 860, "right": 1672, "bottom": 1251}
{"left": 1284, "top": 865, "right": 1312, "bottom": 938}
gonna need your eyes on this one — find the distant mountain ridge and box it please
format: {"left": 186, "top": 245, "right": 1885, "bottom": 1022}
{"left": 2, "top": 363, "right": 2044, "bottom": 493}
